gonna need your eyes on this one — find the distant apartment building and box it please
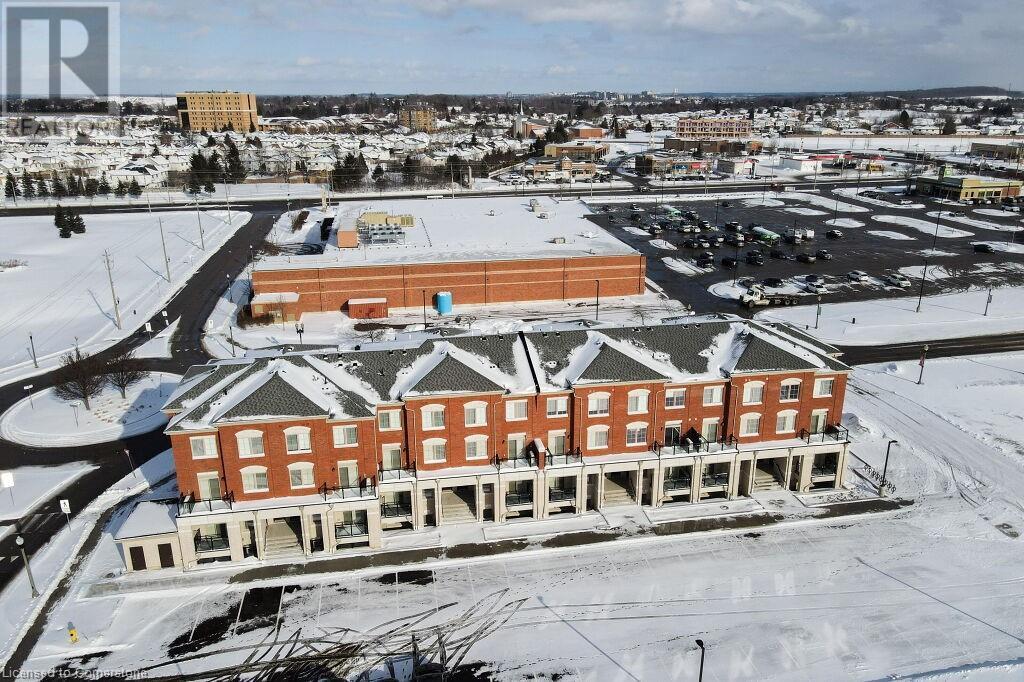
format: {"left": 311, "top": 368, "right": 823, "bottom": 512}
{"left": 398, "top": 107, "right": 437, "bottom": 133}
{"left": 569, "top": 123, "right": 605, "bottom": 140}
{"left": 675, "top": 117, "right": 752, "bottom": 140}
{"left": 663, "top": 138, "right": 762, "bottom": 155}
{"left": 114, "top": 316, "right": 852, "bottom": 572}
{"left": 176, "top": 91, "right": 259, "bottom": 132}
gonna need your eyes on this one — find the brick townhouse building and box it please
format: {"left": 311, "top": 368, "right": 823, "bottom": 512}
{"left": 115, "top": 316, "right": 851, "bottom": 572}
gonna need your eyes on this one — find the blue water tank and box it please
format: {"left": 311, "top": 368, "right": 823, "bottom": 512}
{"left": 435, "top": 291, "right": 453, "bottom": 315}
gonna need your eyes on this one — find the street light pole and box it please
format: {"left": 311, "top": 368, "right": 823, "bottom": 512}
{"left": 15, "top": 536, "right": 39, "bottom": 598}
{"left": 917, "top": 344, "right": 929, "bottom": 384}
{"left": 695, "top": 639, "right": 706, "bottom": 682}
{"left": 594, "top": 279, "right": 601, "bottom": 321}
{"left": 881, "top": 439, "right": 898, "bottom": 496}
{"left": 915, "top": 258, "right": 929, "bottom": 313}
{"left": 28, "top": 332, "right": 37, "bottom": 368}
{"left": 815, "top": 296, "right": 822, "bottom": 329}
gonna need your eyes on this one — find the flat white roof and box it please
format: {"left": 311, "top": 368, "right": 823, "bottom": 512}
{"left": 254, "top": 196, "right": 637, "bottom": 271}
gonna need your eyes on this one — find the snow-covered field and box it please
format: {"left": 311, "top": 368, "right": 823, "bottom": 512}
{"left": 18, "top": 352, "right": 1024, "bottom": 679}
{"left": 0, "top": 463, "right": 94, "bottom": 522}
{"left": 756, "top": 284, "right": 1024, "bottom": 345}
{"left": 0, "top": 210, "right": 250, "bottom": 387}
{"left": 0, "top": 372, "right": 179, "bottom": 447}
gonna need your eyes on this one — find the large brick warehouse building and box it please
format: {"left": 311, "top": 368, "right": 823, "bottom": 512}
{"left": 249, "top": 197, "right": 646, "bottom": 321}
{"left": 114, "top": 315, "right": 852, "bottom": 572}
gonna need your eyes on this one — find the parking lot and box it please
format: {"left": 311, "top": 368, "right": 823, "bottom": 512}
{"left": 587, "top": 187, "right": 1024, "bottom": 314}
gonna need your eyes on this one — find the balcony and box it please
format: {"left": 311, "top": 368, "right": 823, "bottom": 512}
{"left": 378, "top": 466, "right": 416, "bottom": 483}
{"left": 320, "top": 483, "right": 377, "bottom": 501}
{"left": 499, "top": 454, "right": 537, "bottom": 470}
{"left": 800, "top": 425, "right": 849, "bottom": 445}
{"left": 335, "top": 521, "right": 369, "bottom": 539}
{"left": 194, "top": 533, "right": 230, "bottom": 554}
{"left": 548, "top": 487, "right": 576, "bottom": 503}
{"left": 654, "top": 434, "right": 736, "bottom": 457}
{"left": 380, "top": 502, "right": 412, "bottom": 518}
{"left": 178, "top": 491, "right": 234, "bottom": 516}
{"left": 701, "top": 472, "right": 730, "bottom": 488}
{"left": 810, "top": 465, "right": 837, "bottom": 478}
{"left": 505, "top": 491, "right": 533, "bottom": 507}
{"left": 663, "top": 475, "right": 692, "bottom": 492}
{"left": 546, "top": 449, "right": 583, "bottom": 467}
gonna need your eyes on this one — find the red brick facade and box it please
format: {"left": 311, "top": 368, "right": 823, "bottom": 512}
{"left": 170, "top": 371, "right": 848, "bottom": 503}
{"left": 250, "top": 254, "right": 646, "bottom": 318}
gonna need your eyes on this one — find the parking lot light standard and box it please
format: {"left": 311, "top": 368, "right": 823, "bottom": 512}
{"left": 695, "top": 639, "right": 706, "bottom": 682}
{"left": 915, "top": 258, "right": 929, "bottom": 313}
{"left": 881, "top": 439, "right": 899, "bottom": 496}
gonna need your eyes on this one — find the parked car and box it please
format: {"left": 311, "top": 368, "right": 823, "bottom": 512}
{"left": 683, "top": 238, "right": 698, "bottom": 249}
{"left": 804, "top": 281, "right": 826, "bottom": 294}
{"left": 826, "top": 229, "right": 845, "bottom": 239}
{"left": 816, "top": 249, "right": 833, "bottom": 260}
{"left": 708, "top": 234, "right": 725, "bottom": 246}
{"left": 696, "top": 239, "right": 711, "bottom": 249}
{"left": 974, "top": 242, "right": 996, "bottom": 253}
{"left": 769, "top": 249, "right": 793, "bottom": 260}
{"left": 745, "top": 251, "right": 765, "bottom": 266}
{"left": 804, "top": 274, "right": 824, "bottom": 285}
{"left": 761, "top": 277, "right": 785, "bottom": 288}
{"left": 796, "top": 253, "right": 817, "bottom": 263}
{"left": 719, "top": 200, "right": 732, "bottom": 208}
{"left": 721, "top": 256, "right": 738, "bottom": 269}
{"left": 846, "top": 270, "right": 870, "bottom": 282}
{"left": 725, "top": 234, "right": 745, "bottom": 247}
{"left": 884, "top": 272, "right": 912, "bottom": 288}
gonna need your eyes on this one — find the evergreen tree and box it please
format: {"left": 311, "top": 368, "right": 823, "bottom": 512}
{"left": 66, "top": 176, "right": 80, "bottom": 197}
{"left": 224, "top": 136, "right": 246, "bottom": 182}
{"left": 372, "top": 164, "right": 387, "bottom": 189}
{"left": 4, "top": 173, "right": 16, "bottom": 199}
{"left": 644, "top": 120, "right": 653, "bottom": 133}
{"left": 84, "top": 178, "right": 98, "bottom": 197}
{"left": 52, "top": 177, "right": 67, "bottom": 198}
{"left": 128, "top": 179, "right": 141, "bottom": 197}
{"left": 330, "top": 160, "right": 345, "bottom": 192}
{"left": 401, "top": 156, "right": 419, "bottom": 186}
{"left": 898, "top": 110, "right": 912, "bottom": 129}
{"left": 114, "top": 180, "right": 127, "bottom": 197}
{"left": 35, "top": 174, "right": 49, "bottom": 198}
{"left": 69, "top": 211, "right": 86, "bottom": 234}
{"left": 97, "top": 172, "right": 111, "bottom": 195}
{"left": 21, "top": 174, "right": 34, "bottom": 199}
{"left": 942, "top": 116, "right": 957, "bottom": 135}
{"left": 54, "top": 204, "right": 67, "bottom": 231}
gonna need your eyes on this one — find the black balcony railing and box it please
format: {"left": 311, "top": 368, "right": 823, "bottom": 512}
{"left": 378, "top": 465, "right": 416, "bottom": 482}
{"left": 194, "top": 533, "right": 230, "bottom": 553}
{"left": 499, "top": 454, "right": 537, "bottom": 470}
{"left": 320, "top": 482, "right": 376, "bottom": 501}
{"left": 335, "top": 521, "right": 369, "bottom": 539}
{"left": 505, "top": 492, "right": 533, "bottom": 506}
{"left": 548, "top": 488, "right": 576, "bottom": 502}
{"left": 702, "top": 472, "right": 730, "bottom": 487}
{"left": 664, "top": 475, "right": 693, "bottom": 491}
{"left": 653, "top": 434, "right": 737, "bottom": 456}
{"left": 546, "top": 449, "right": 583, "bottom": 466}
{"left": 178, "top": 491, "right": 234, "bottom": 516}
{"left": 811, "top": 465, "right": 838, "bottom": 478}
{"left": 800, "top": 425, "right": 849, "bottom": 444}
{"left": 381, "top": 502, "right": 412, "bottom": 518}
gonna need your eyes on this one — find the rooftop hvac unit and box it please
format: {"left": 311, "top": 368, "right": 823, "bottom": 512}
{"left": 552, "top": 236, "right": 566, "bottom": 244}
{"left": 538, "top": 212, "right": 549, "bottom": 219}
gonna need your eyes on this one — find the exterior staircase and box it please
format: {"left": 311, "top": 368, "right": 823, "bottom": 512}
{"left": 441, "top": 488, "right": 477, "bottom": 524}
{"left": 263, "top": 519, "right": 303, "bottom": 559}
{"left": 602, "top": 474, "right": 635, "bottom": 507}
{"left": 752, "top": 467, "right": 782, "bottom": 493}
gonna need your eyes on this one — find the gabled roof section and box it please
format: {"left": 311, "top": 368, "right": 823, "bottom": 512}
{"left": 218, "top": 372, "right": 329, "bottom": 422}
{"left": 575, "top": 342, "right": 669, "bottom": 384}
{"left": 407, "top": 353, "right": 505, "bottom": 395}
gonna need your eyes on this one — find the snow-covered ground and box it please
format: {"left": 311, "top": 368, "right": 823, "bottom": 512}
{"left": 0, "top": 210, "right": 250, "bottom": 387}
{"left": 867, "top": 230, "right": 915, "bottom": 240}
{"left": 662, "top": 257, "right": 711, "bottom": 277}
{"left": 870, "top": 214, "right": 973, "bottom": 238}
{"left": 0, "top": 463, "right": 95, "bottom": 522}
{"left": 18, "top": 352, "right": 1024, "bottom": 679}
{"left": 976, "top": 241, "right": 1024, "bottom": 254}
{"left": 0, "top": 373, "right": 179, "bottom": 447}
{"left": 832, "top": 186, "right": 925, "bottom": 209}
{"left": 134, "top": 317, "right": 179, "bottom": 359}
{"left": 926, "top": 210, "right": 1024, "bottom": 234}
{"left": 756, "top": 284, "right": 1024, "bottom": 345}
{"left": 825, "top": 217, "right": 865, "bottom": 228}
{"left": 648, "top": 238, "right": 676, "bottom": 250}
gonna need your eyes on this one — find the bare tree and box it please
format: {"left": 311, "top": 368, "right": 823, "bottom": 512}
{"left": 52, "top": 348, "right": 105, "bottom": 410}
{"left": 106, "top": 348, "right": 147, "bottom": 399}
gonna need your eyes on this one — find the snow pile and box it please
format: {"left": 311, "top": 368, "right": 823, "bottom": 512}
{"left": 826, "top": 217, "right": 865, "bottom": 228}
{"left": 648, "top": 239, "right": 676, "bottom": 250}
{"left": 925, "top": 210, "right": 1023, "bottom": 234}
{"left": 870, "top": 214, "right": 973, "bottom": 238}
{"left": 867, "top": 230, "right": 915, "bottom": 241}
{"left": 662, "top": 258, "right": 710, "bottom": 276}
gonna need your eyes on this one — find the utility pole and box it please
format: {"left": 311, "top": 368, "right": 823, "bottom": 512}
{"left": 915, "top": 258, "right": 928, "bottom": 313}
{"left": 917, "top": 345, "right": 929, "bottom": 384}
{"left": 102, "top": 250, "right": 122, "bottom": 329}
{"left": 194, "top": 202, "right": 206, "bottom": 250}
{"left": 28, "top": 332, "right": 37, "bottom": 368}
{"left": 984, "top": 287, "right": 993, "bottom": 316}
{"left": 158, "top": 217, "right": 171, "bottom": 282}
{"left": 594, "top": 279, "right": 601, "bottom": 321}
{"left": 815, "top": 296, "right": 822, "bottom": 329}
{"left": 223, "top": 173, "right": 233, "bottom": 224}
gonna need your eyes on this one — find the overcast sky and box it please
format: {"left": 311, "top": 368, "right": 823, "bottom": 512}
{"left": 119, "top": 0, "right": 1023, "bottom": 95}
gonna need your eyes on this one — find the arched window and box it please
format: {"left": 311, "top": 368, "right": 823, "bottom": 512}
{"left": 421, "top": 404, "right": 445, "bottom": 430}
{"left": 739, "top": 412, "right": 762, "bottom": 437}
{"left": 423, "top": 437, "right": 447, "bottom": 463}
{"left": 587, "top": 424, "right": 610, "bottom": 449}
{"left": 283, "top": 426, "right": 311, "bottom": 453}
{"left": 779, "top": 379, "right": 802, "bottom": 402}
{"left": 775, "top": 409, "right": 798, "bottom": 434}
{"left": 742, "top": 381, "right": 765, "bottom": 405}
{"left": 625, "top": 422, "right": 649, "bottom": 446}
{"left": 240, "top": 465, "right": 269, "bottom": 493}
{"left": 287, "top": 462, "right": 315, "bottom": 489}
{"left": 627, "top": 389, "right": 650, "bottom": 414}
{"left": 236, "top": 429, "right": 264, "bottom": 458}
{"left": 588, "top": 392, "right": 611, "bottom": 417}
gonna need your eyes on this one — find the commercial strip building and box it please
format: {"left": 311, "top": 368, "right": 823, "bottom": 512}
{"left": 636, "top": 151, "right": 712, "bottom": 178}
{"left": 969, "top": 141, "right": 1024, "bottom": 162}
{"left": 175, "top": 91, "right": 260, "bottom": 132}
{"left": 249, "top": 197, "right": 646, "bottom": 321}
{"left": 914, "top": 172, "right": 1022, "bottom": 201}
{"left": 543, "top": 141, "right": 609, "bottom": 162}
{"left": 115, "top": 316, "right": 852, "bottom": 571}
{"left": 675, "top": 117, "right": 753, "bottom": 140}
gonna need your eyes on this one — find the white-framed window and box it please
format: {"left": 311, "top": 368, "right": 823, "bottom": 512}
{"left": 423, "top": 438, "right": 447, "bottom": 463}
{"left": 775, "top": 409, "right": 798, "bottom": 434}
{"left": 197, "top": 472, "right": 221, "bottom": 500}
{"left": 625, "top": 422, "right": 648, "bottom": 446}
{"left": 546, "top": 396, "right": 568, "bottom": 417}
{"left": 665, "top": 388, "right": 686, "bottom": 408}
{"left": 587, "top": 425, "right": 610, "bottom": 449}
{"left": 189, "top": 435, "right": 218, "bottom": 460}
{"left": 779, "top": 379, "right": 802, "bottom": 402}
{"left": 701, "top": 418, "right": 720, "bottom": 442}
{"left": 813, "top": 377, "right": 835, "bottom": 398}
{"left": 739, "top": 413, "right": 762, "bottom": 436}
{"left": 743, "top": 381, "right": 765, "bottom": 405}
{"left": 627, "top": 389, "right": 650, "bottom": 415}
{"left": 810, "top": 409, "right": 829, "bottom": 434}
{"left": 287, "top": 462, "right": 315, "bottom": 489}
{"left": 240, "top": 465, "right": 269, "bottom": 493}
{"left": 378, "top": 409, "right": 401, "bottom": 431}
{"left": 283, "top": 426, "right": 312, "bottom": 453}
{"left": 506, "top": 399, "right": 528, "bottom": 421}
{"left": 337, "top": 460, "right": 358, "bottom": 488}
{"left": 703, "top": 385, "right": 724, "bottom": 406}
{"left": 587, "top": 392, "right": 610, "bottom": 416}
{"left": 421, "top": 404, "right": 445, "bottom": 430}
{"left": 235, "top": 430, "right": 264, "bottom": 458}
{"left": 465, "top": 435, "right": 489, "bottom": 460}
{"left": 548, "top": 430, "right": 566, "bottom": 456}
{"left": 332, "top": 424, "right": 359, "bottom": 448}
{"left": 464, "top": 401, "right": 488, "bottom": 427}
{"left": 381, "top": 444, "right": 402, "bottom": 471}
{"left": 507, "top": 433, "right": 526, "bottom": 459}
